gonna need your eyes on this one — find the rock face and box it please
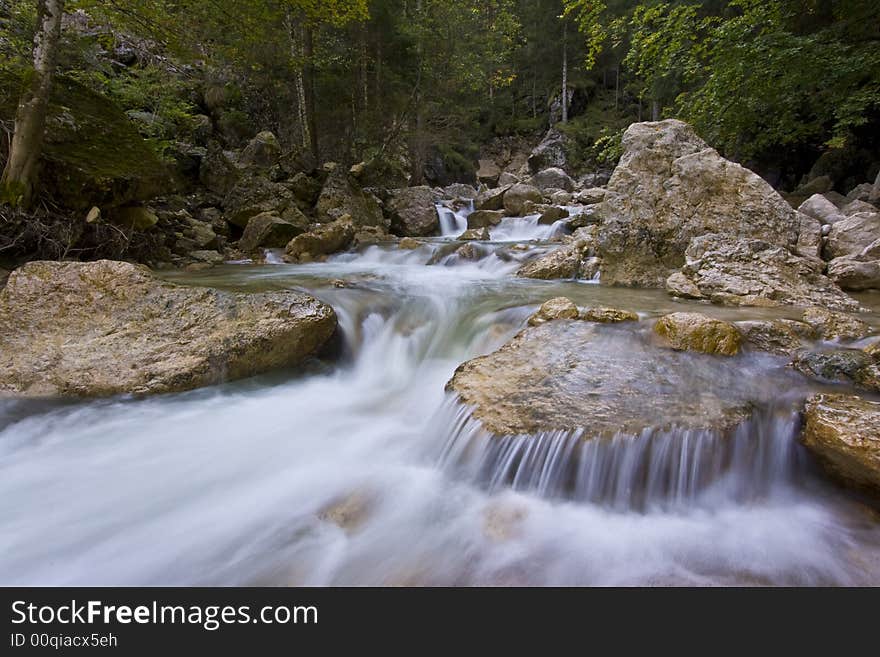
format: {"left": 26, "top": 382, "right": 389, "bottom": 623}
{"left": 0, "top": 261, "right": 336, "bottom": 397}
{"left": 597, "top": 120, "right": 802, "bottom": 287}
{"left": 666, "top": 234, "right": 860, "bottom": 311}
{"left": 503, "top": 183, "right": 543, "bottom": 216}
{"left": 529, "top": 167, "right": 575, "bottom": 192}
{"left": 238, "top": 212, "right": 303, "bottom": 252}
{"left": 528, "top": 297, "right": 579, "bottom": 326}
{"left": 387, "top": 186, "right": 439, "bottom": 237}
{"left": 654, "top": 312, "right": 742, "bottom": 356}
{"left": 802, "top": 394, "right": 880, "bottom": 494}
{"left": 447, "top": 321, "right": 762, "bottom": 436}
{"left": 285, "top": 219, "right": 355, "bottom": 261}
{"left": 527, "top": 129, "right": 566, "bottom": 173}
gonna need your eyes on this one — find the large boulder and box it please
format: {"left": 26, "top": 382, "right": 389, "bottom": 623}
{"left": 238, "top": 212, "right": 305, "bottom": 252}
{"left": 825, "top": 211, "right": 880, "bottom": 260}
{"left": 222, "top": 175, "right": 299, "bottom": 229}
{"left": 597, "top": 120, "right": 802, "bottom": 287}
{"left": 474, "top": 186, "right": 509, "bottom": 211}
{"left": 387, "top": 186, "right": 439, "bottom": 237}
{"left": 827, "top": 257, "right": 880, "bottom": 291}
{"left": 466, "top": 210, "right": 505, "bottom": 229}
{"left": 239, "top": 131, "right": 281, "bottom": 168}
{"left": 316, "top": 163, "right": 386, "bottom": 228}
{"left": 529, "top": 167, "right": 575, "bottom": 193}
{"left": 0, "top": 261, "right": 336, "bottom": 397}
{"left": 285, "top": 218, "right": 355, "bottom": 261}
{"left": 476, "top": 159, "right": 502, "bottom": 186}
{"left": 503, "top": 183, "right": 543, "bottom": 216}
{"left": 798, "top": 194, "right": 846, "bottom": 225}
{"left": 802, "top": 394, "right": 880, "bottom": 494}
{"left": 654, "top": 312, "right": 742, "bottom": 356}
{"left": 446, "top": 321, "right": 774, "bottom": 436}
{"left": 527, "top": 129, "right": 566, "bottom": 173}
{"left": 665, "top": 234, "right": 860, "bottom": 312}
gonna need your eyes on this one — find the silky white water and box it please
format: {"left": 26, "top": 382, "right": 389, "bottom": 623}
{"left": 2, "top": 217, "right": 880, "bottom": 586}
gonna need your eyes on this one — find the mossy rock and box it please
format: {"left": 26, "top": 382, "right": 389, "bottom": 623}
{"left": 1, "top": 71, "right": 169, "bottom": 210}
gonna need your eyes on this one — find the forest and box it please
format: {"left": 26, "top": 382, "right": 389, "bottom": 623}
{"left": 1, "top": 1, "right": 880, "bottom": 589}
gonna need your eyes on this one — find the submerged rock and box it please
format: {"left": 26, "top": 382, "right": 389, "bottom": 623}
{"left": 0, "top": 261, "right": 336, "bottom": 397}
{"left": 802, "top": 394, "right": 880, "bottom": 495}
{"left": 581, "top": 307, "right": 639, "bottom": 323}
{"left": 654, "top": 312, "right": 742, "bottom": 356}
{"left": 528, "top": 297, "right": 579, "bottom": 326}
{"left": 736, "top": 319, "right": 814, "bottom": 357}
{"left": 801, "top": 307, "right": 871, "bottom": 342}
{"left": 447, "top": 321, "right": 766, "bottom": 436}
{"left": 666, "top": 234, "right": 860, "bottom": 311}
{"left": 598, "top": 120, "right": 803, "bottom": 287}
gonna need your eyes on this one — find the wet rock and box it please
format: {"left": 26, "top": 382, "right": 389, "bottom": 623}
{"left": 447, "top": 321, "right": 760, "bottom": 436}
{"left": 654, "top": 312, "right": 742, "bottom": 356}
{"left": 504, "top": 183, "right": 543, "bottom": 216}
{"left": 318, "top": 492, "right": 373, "bottom": 533}
{"left": 285, "top": 218, "right": 355, "bottom": 261}
{"left": 516, "top": 244, "right": 584, "bottom": 280}
{"left": 798, "top": 194, "right": 846, "bottom": 225}
{"left": 529, "top": 167, "right": 575, "bottom": 192}
{"left": 802, "top": 307, "right": 871, "bottom": 341}
{"left": 826, "top": 212, "right": 880, "bottom": 260}
{"left": 238, "top": 212, "right": 304, "bottom": 252}
{"left": 736, "top": 319, "right": 813, "bottom": 357}
{"left": 387, "top": 186, "right": 439, "bottom": 237}
{"left": 581, "top": 307, "right": 639, "bottom": 323}
{"left": 528, "top": 297, "right": 579, "bottom": 326}
{"left": 398, "top": 237, "right": 422, "bottom": 250}
{"left": 538, "top": 206, "right": 569, "bottom": 226}
{"left": 666, "top": 234, "right": 860, "bottom": 312}
{"left": 597, "top": 120, "right": 802, "bottom": 287}
{"left": 474, "top": 186, "right": 509, "bottom": 211}
{"left": 0, "top": 261, "right": 336, "bottom": 397}
{"left": 802, "top": 394, "right": 880, "bottom": 495}
{"left": 352, "top": 226, "right": 392, "bottom": 247}
{"left": 792, "top": 349, "right": 880, "bottom": 392}
{"left": 455, "top": 243, "right": 482, "bottom": 261}
{"left": 239, "top": 130, "right": 280, "bottom": 168}
{"left": 459, "top": 228, "right": 490, "bottom": 241}
{"left": 467, "top": 210, "right": 505, "bottom": 229}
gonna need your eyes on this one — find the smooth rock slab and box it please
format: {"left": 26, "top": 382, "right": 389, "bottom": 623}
{"left": 446, "top": 321, "right": 772, "bottom": 437}
{"left": 0, "top": 261, "right": 336, "bottom": 397}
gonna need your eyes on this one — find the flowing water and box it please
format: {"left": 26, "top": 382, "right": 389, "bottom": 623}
{"left": 2, "top": 214, "right": 880, "bottom": 586}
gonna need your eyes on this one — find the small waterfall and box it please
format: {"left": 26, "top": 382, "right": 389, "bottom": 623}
{"left": 489, "top": 215, "right": 567, "bottom": 242}
{"left": 433, "top": 400, "right": 810, "bottom": 512}
{"left": 436, "top": 201, "right": 472, "bottom": 236}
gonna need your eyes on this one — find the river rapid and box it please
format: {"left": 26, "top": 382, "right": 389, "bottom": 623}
{"left": 2, "top": 209, "right": 880, "bottom": 586}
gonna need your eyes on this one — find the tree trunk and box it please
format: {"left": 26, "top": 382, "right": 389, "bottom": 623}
{"left": 302, "top": 25, "right": 319, "bottom": 162}
{"left": 561, "top": 20, "right": 568, "bottom": 124}
{"left": 1, "top": 0, "right": 64, "bottom": 207}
